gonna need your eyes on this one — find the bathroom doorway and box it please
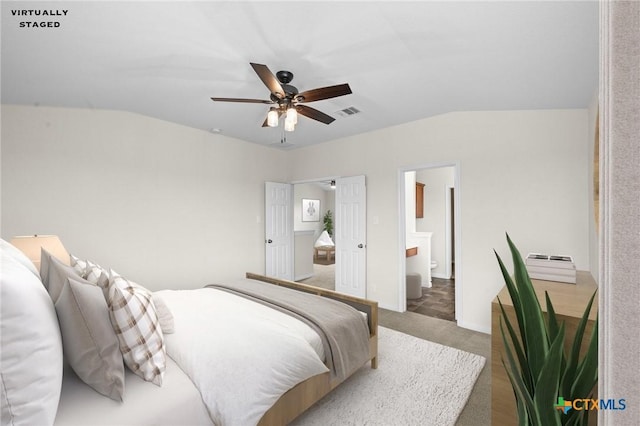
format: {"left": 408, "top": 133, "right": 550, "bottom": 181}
{"left": 399, "top": 163, "right": 459, "bottom": 323}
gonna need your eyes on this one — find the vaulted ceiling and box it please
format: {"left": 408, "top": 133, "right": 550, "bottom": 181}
{"left": 1, "top": 1, "right": 598, "bottom": 149}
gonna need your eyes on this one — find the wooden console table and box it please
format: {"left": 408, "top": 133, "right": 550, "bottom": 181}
{"left": 314, "top": 245, "right": 335, "bottom": 261}
{"left": 491, "top": 271, "right": 598, "bottom": 425}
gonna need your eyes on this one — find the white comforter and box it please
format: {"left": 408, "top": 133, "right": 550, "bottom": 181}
{"left": 155, "top": 286, "right": 329, "bottom": 426}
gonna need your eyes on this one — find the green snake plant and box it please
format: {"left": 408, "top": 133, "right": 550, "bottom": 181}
{"left": 495, "top": 234, "right": 598, "bottom": 426}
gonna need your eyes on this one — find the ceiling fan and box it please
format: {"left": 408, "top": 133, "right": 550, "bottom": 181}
{"left": 211, "top": 63, "right": 352, "bottom": 131}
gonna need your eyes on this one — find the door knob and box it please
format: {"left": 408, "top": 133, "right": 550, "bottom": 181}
{"left": 267, "top": 239, "right": 273, "bottom": 244}
{"left": 358, "top": 243, "right": 364, "bottom": 248}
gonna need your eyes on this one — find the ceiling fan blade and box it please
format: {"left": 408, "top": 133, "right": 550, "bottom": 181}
{"left": 211, "top": 97, "right": 274, "bottom": 104}
{"left": 296, "top": 105, "right": 335, "bottom": 124}
{"left": 250, "top": 63, "right": 285, "bottom": 99}
{"left": 297, "top": 83, "right": 352, "bottom": 103}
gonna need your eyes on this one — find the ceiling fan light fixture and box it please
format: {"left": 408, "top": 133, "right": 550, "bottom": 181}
{"left": 267, "top": 108, "right": 279, "bottom": 127}
{"left": 284, "top": 116, "right": 295, "bottom": 132}
{"left": 286, "top": 106, "right": 298, "bottom": 124}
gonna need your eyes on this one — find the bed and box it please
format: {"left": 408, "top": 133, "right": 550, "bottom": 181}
{"left": 0, "top": 239, "right": 377, "bottom": 426}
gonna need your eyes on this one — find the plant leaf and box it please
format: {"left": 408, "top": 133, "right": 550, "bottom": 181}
{"left": 499, "top": 299, "right": 534, "bottom": 393}
{"left": 533, "top": 323, "right": 565, "bottom": 426}
{"left": 495, "top": 248, "right": 528, "bottom": 352}
{"left": 545, "top": 291, "right": 567, "bottom": 394}
{"left": 506, "top": 234, "right": 550, "bottom": 384}
{"left": 545, "top": 291, "right": 560, "bottom": 345}
{"left": 562, "top": 290, "right": 597, "bottom": 396}
{"left": 516, "top": 398, "right": 529, "bottom": 426}
{"left": 571, "top": 316, "right": 599, "bottom": 397}
{"left": 500, "top": 320, "right": 541, "bottom": 425}
{"left": 502, "top": 358, "right": 533, "bottom": 426}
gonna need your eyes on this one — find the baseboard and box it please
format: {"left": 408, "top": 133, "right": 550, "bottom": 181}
{"left": 456, "top": 319, "right": 491, "bottom": 335}
{"left": 421, "top": 281, "right": 432, "bottom": 288}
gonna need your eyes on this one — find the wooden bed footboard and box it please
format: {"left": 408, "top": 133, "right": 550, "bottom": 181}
{"left": 246, "top": 273, "right": 378, "bottom": 426}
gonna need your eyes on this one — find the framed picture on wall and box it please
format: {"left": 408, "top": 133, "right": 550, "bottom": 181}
{"left": 302, "top": 198, "right": 320, "bottom": 222}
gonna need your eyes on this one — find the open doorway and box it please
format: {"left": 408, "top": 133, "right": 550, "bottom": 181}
{"left": 292, "top": 180, "right": 336, "bottom": 291}
{"left": 265, "top": 176, "right": 367, "bottom": 297}
{"left": 399, "top": 163, "right": 460, "bottom": 324}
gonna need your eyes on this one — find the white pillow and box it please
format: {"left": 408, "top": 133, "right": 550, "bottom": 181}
{"left": 56, "top": 276, "right": 125, "bottom": 401}
{"left": 41, "top": 249, "right": 82, "bottom": 303}
{"left": 108, "top": 271, "right": 166, "bottom": 386}
{"left": 1, "top": 252, "right": 63, "bottom": 425}
{"left": 152, "top": 294, "right": 175, "bottom": 334}
{"left": 42, "top": 252, "right": 125, "bottom": 400}
{"left": 314, "top": 230, "right": 335, "bottom": 248}
{"left": 0, "top": 238, "right": 39, "bottom": 277}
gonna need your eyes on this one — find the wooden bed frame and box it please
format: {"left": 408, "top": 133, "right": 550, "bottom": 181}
{"left": 246, "top": 273, "right": 378, "bottom": 426}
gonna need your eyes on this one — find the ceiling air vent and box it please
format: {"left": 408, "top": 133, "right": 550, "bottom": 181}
{"left": 335, "top": 106, "right": 361, "bottom": 118}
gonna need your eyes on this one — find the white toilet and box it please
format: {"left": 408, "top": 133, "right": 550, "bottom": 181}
{"left": 429, "top": 260, "right": 437, "bottom": 284}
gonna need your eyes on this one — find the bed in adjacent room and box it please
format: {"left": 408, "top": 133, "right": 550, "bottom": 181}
{"left": 0, "top": 239, "right": 378, "bottom": 426}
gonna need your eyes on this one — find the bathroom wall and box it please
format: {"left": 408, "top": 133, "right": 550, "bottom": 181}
{"left": 416, "top": 166, "right": 455, "bottom": 278}
{"left": 404, "top": 170, "right": 432, "bottom": 287}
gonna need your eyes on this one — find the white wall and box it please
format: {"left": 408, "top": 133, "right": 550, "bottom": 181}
{"left": 288, "top": 109, "right": 589, "bottom": 332}
{"left": 1, "top": 105, "right": 289, "bottom": 290}
{"left": 416, "top": 166, "right": 455, "bottom": 279}
{"left": 1, "top": 106, "right": 590, "bottom": 332}
{"left": 294, "top": 230, "right": 314, "bottom": 281}
{"left": 404, "top": 171, "right": 417, "bottom": 235}
{"left": 293, "top": 183, "right": 330, "bottom": 238}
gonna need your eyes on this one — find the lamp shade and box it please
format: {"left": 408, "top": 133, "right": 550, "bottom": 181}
{"left": 284, "top": 116, "right": 295, "bottom": 132}
{"left": 286, "top": 107, "right": 298, "bottom": 124}
{"left": 10, "top": 235, "right": 69, "bottom": 271}
{"left": 267, "top": 108, "right": 279, "bottom": 127}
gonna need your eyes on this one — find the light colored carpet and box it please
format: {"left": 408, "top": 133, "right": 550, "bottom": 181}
{"left": 292, "top": 326, "right": 486, "bottom": 426}
{"left": 298, "top": 264, "right": 335, "bottom": 291}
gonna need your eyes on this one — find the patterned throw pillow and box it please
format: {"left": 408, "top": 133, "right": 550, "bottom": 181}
{"left": 85, "top": 260, "right": 104, "bottom": 283}
{"left": 70, "top": 255, "right": 110, "bottom": 297}
{"left": 85, "top": 261, "right": 110, "bottom": 298}
{"left": 70, "top": 254, "right": 88, "bottom": 277}
{"left": 107, "top": 270, "right": 166, "bottom": 386}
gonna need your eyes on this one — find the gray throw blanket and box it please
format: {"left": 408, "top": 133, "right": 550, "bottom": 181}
{"left": 206, "top": 279, "right": 370, "bottom": 381}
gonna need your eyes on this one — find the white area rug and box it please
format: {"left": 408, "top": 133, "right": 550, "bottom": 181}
{"left": 292, "top": 327, "right": 486, "bottom": 426}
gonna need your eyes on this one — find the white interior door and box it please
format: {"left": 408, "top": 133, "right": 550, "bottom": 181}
{"left": 265, "top": 182, "right": 293, "bottom": 280}
{"left": 335, "top": 175, "right": 367, "bottom": 298}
